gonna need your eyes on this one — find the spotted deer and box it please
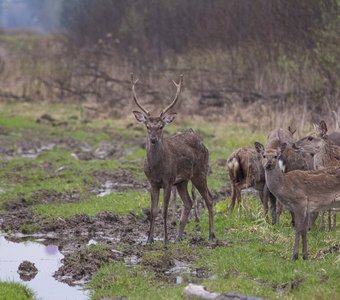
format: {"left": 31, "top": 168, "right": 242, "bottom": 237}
{"left": 227, "top": 147, "right": 266, "bottom": 212}
{"left": 255, "top": 141, "right": 340, "bottom": 260}
{"left": 295, "top": 120, "right": 340, "bottom": 230}
{"left": 131, "top": 74, "right": 214, "bottom": 244}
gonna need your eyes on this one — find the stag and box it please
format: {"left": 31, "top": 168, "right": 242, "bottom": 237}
{"left": 255, "top": 142, "right": 340, "bottom": 260}
{"left": 131, "top": 74, "right": 214, "bottom": 244}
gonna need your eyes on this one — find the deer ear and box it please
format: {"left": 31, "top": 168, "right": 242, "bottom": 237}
{"left": 288, "top": 126, "right": 296, "bottom": 135}
{"left": 254, "top": 142, "right": 264, "bottom": 154}
{"left": 319, "top": 120, "right": 328, "bottom": 136}
{"left": 162, "top": 112, "right": 177, "bottom": 124}
{"left": 133, "top": 111, "right": 147, "bottom": 123}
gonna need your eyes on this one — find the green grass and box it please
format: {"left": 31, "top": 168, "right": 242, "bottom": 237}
{"left": 192, "top": 199, "right": 340, "bottom": 300}
{"left": 0, "top": 102, "right": 338, "bottom": 300}
{"left": 33, "top": 191, "right": 150, "bottom": 219}
{"left": 90, "top": 262, "right": 183, "bottom": 300}
{"left": 90, "top": 198, "right": 339, "bottom": 300}
{"left": 0, "top": 282, "right": 35, "bottom": 300}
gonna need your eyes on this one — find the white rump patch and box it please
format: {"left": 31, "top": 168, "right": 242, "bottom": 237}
{"left": 278, "top": 159, "right": 286, "bottom": 173}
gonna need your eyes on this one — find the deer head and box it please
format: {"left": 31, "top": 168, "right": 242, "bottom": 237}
{"left": 131, "top": 74, "right": 183, "bottom": 145}
{"left": 292, "top": 120, "right": 329, "bottom": 154}
{"left": 255, "top": 142, "right": 282, "bottom": 171}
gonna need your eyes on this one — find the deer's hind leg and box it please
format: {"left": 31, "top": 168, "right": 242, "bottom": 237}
{"left": 162, "top": 185, "right": 172, "bottom": 245}
{"left": 191, "top": 185, "right": 200, "bottom": 223}
{"left": 170, "top": 186, "right": 177, "bottom": 226}
{"left": 176, "top": 181, "right": 193, "bottom": 241}
{"left": 192, "top": 176, "right": 215, "bottom": 240}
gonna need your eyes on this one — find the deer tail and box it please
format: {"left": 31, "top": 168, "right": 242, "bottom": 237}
{"left": 227, "top": 155, "right": 241, "bottom": 183}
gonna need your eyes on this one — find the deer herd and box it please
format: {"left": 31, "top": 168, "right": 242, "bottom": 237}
{"left": 131, "top": 74, "right": 340, "bottom": 261}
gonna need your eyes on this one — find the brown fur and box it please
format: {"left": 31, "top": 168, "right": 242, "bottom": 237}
{"left": 264, "top": 128, "right": 295, "bottom": 224}
{"left": 255, "top": 142, "right": 340, "bottom": 260}
{"left": 227, "top": 148, "right": 265, "bottom": 211}
{"left": 132, "top": 75, "right": 214, "bottom": 244}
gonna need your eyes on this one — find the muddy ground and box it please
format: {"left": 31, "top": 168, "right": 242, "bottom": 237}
{"left": 0, "top": 118, "right": 229, "bottom": 289}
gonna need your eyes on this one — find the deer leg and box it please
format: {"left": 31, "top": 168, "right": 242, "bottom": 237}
{"left": 163, "top": 185, "right": 172, "bottom": 245}
{"left": 328, "top": 210, "right": 332, "bottom": 231}
{"left": 301, "top": 213, "right": 309, "bottom": 260}
{"left": 293, "top": 209, "right": 308, "bottom": 260}
{"left": 191, "top": 185, "right": 200, "bottom": 223}
{"left": 308, "top": 212, "right": 318, "bottom": 230}
{"left": 176, "top": 181, "right": 193, "bottom": 241}
{"left": 268, "top": 192, "right": 277, "bottom": 225}
{"left": 332, "top": 211, "right": 336, "bottom": 231}
{"left": 260, "top": 188, "right": 269, "bottom": 221}
{"left": 229, "top": 182, "right": 237, "bottom": 211}
{"left": 147, "top": 186, "right": 159, "bottom": 243}
{"left": 319, "top": 211, "right": 325, "bottom": 230}
{"left": 276, "top": 200, "right": 283, "bottom": 224}
{"left": 171, "top": 186, "right": 177, "bottom": 226}
{"left": 301, "top": 228, "right": 308, "bottom": 260}
{"left": 192, "top": 177, "right": 215, "bottom": 241}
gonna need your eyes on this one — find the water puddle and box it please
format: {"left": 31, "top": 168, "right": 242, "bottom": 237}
{"left": 96, "top": 180, "right": 135, "bottom": 197}
{"left": 0, "top": 235, "right": 89, "bottom": 300}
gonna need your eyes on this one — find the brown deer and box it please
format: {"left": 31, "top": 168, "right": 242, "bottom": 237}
{"left": 227, "top": 147, "right": 266, "bottom": 212}
{"left": 295, "top": 120, "right": 340, "bottom": 230}
{"left": 131, "top": 74, "right": 214, "bottom": 244}
{"left": 227, "top": 127, "right": 300, "bottom": 224}
{"left": 264, "top": 128, "right": 295, "bottom": 224}
{"left": 255, "top": 141, "right": 340, "bottom": 260}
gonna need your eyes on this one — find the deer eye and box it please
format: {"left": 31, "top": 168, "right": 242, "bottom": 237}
{"left": 146, "top": 125, "right": 151, "bottom": 130}
{"left": 307, "top": 136, "right": 314, "bottom": 141}
{"left": 263, "top": 155, "right": 266, "bottom": 158}
{"left": 274, "top": 155, "right": 277, "bottom": 159}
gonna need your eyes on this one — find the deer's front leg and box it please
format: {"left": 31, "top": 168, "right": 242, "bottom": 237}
{"left": 148, "top": 186, "right": 160, "bottom": 243}
{"left": 163, "top": 185, "right": 172, "bottom": 245}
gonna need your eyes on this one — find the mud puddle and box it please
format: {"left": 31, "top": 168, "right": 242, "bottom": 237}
{"left": 0, "top": 234, "right": 89, "bottom": 300}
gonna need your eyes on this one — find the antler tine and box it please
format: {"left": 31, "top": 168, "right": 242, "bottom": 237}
{"left": 160, "top": 74, "right": 183, "bottom": 116}
{"left": 131, "top": 73, "right": 150, "bottom": 116}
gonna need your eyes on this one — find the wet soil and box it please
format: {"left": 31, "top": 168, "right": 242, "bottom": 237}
{"left": 1, "top": 206, "right": 225, "bottom": 287}
{"left": 0, "top": 117, "right": 228, "bottom": 290}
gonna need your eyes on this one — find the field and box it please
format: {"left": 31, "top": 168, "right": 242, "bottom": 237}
{"left": 0, "top": 102, "right": 339, "bottom": 300}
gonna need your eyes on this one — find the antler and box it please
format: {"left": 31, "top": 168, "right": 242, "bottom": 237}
{"left": 160, "top": 74, "right": 183, "bottom": 117}
{"left": 131, "top": 73, "right": 150, "bottom": 116}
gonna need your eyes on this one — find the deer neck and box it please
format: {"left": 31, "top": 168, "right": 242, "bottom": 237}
{"left": 264, "top": 164, "right": 285, "bottom": 197}
{"left": 146, "top": 139, "right": 167, "bottom": 172}
{"left": 315, "top": 139, "right": 333, "bottom": 168}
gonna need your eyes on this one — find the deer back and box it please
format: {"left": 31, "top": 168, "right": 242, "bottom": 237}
{"left": 266, "top": 128, "right": 294, "bottom": 149}
{"left": 329, "top": 131, "right": 340, "bottom": 146}
{"left": 227, "top": 147, "right": 264, "bottom": 190}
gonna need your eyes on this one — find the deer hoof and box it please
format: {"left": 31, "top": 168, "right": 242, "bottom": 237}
{"left": 302, "top": 254, "right": 308, "bottom": 260}
{"left": 209, "top": 233, "right": 216, "bottom": 241}
{"left": 293, "top": 254, "right": 298, "bottom": 261}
